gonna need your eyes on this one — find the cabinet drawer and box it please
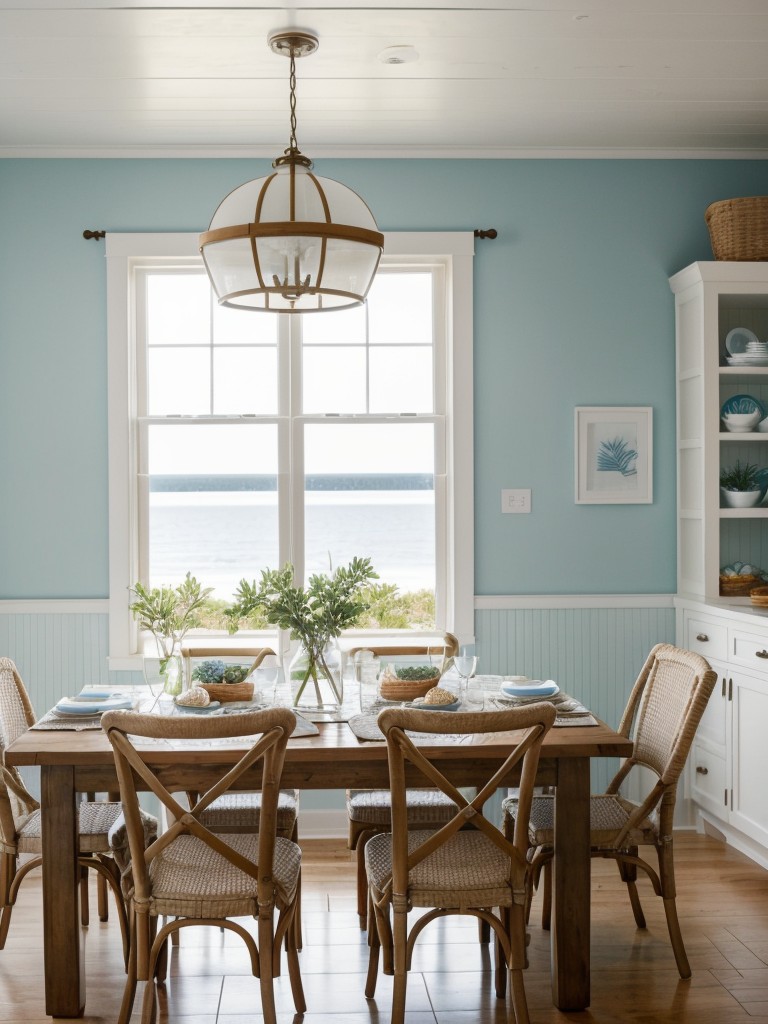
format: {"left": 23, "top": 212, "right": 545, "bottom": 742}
{"left": 685, "top": 614, "right": 728, "bottom": 662}
{"left": 690, "top": 744, "right": 728, "bottom": 815}
{"left": 730, "top": 629, "right": 768, "bottom": 673}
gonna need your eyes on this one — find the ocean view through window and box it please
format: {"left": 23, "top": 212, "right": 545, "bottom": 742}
{"left": 106, "top": 232, "right": 474, "bottom": 662}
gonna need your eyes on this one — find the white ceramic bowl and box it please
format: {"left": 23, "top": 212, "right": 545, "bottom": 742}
{"left": 758, "top": 417, "right": 768, "bottom": 433}
{"left": 721, "top": 487, "right": 762, "bottom": 508}
{"left": 722, "top": 411, "right": 761, "bottom": 432}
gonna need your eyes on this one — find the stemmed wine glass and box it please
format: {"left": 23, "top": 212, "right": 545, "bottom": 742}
{"left": 454, "top": 645, "right": 478, "bottom": 705}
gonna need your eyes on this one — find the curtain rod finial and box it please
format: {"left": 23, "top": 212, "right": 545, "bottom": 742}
{"left": 83, "top": 230, "right": 106, "bottom": 240}
{"left": 474, "top": 228, "right": 497, "bottom": 240}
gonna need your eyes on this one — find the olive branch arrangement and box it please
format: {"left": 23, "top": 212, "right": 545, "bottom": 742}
{"left": 225, "top": 557, "right": 378, "bottom": 705}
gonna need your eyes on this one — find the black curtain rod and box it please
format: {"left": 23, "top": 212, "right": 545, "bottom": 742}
{"left": 83, "top": 228, "right": 497, "bottom": 241}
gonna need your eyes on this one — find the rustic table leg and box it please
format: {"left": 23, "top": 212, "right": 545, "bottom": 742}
{"left": 551, "top": 756, "right": 590, "bottom": 1010}
{"left": 42, "top": 765, "right": 85, "bottom": 1017}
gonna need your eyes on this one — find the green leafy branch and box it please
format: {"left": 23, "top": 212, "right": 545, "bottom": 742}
{"left": 225, "top": 558, "right": 379, "bottom": 704}
{"left": 129, "top": 572, "right": 213, "bottom": 656}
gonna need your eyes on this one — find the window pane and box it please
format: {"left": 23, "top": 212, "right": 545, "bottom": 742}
{"left": 213, "top": 302, "right": 278, "bottom": 345}
{"left": 369, "top": 347, "right": 433, "bottom": 413}
{"left": 304, "top": 423, "right": 435, "bottom": 617}
{"left": 147, "top": 274, "right": 210, "bottom": 346}
{"left": 302, "top": 304, "right": 366, "bottom": 345}
{"left": 303, "top": 347, "right": 366, "bottom": 413}
{"left": 147, "top": 423, "right": 279, "bottom": 600}
{"left": 148, "top": 348, "right": 210, "bottom": 415}
{"left": 368, "top": 273, "right": 432, "bottom": 346}
{"left": 213, "top": 348, "right": 277, "bottom": 415}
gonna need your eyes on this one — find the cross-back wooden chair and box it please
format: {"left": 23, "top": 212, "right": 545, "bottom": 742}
{"left": 102, "top": 707, "right": 305, "bottom": 1024}
{"left": 346, "top": 632, "right": 461, "bottom": 924}
{"left": 179, "top": 644, "right": 301, "bottom": 946}
{"left": 504, "top": 642, "right": 717, "bottom": 980}
{"left": 0, "top": 657, "right": 137, "bottom": 963}
{"left": 365, "top": 702, "right": 556, "bottom": 1024}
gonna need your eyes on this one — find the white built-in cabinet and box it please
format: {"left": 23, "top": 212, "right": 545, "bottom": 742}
{"left": 680, "top": 603, "right": 768, "bottom": 868}
{"left": 671, "top": 262, "right": 768, "bottom": 869}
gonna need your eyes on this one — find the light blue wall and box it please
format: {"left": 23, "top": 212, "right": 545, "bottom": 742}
{"left": 2, "top": 157, "right": 768, "bottom": 598}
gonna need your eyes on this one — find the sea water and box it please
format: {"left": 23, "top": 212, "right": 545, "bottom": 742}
{"left": 149, "top": 489, "right": 435, "bottom": 598}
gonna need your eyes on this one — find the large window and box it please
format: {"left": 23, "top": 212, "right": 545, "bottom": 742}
{"left": 107, "top": 233, "right": 474, "bottom": 665}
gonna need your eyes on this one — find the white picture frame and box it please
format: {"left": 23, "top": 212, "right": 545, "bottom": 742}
{"left": 574, "top": 406, "right": 653, "bottom": 504}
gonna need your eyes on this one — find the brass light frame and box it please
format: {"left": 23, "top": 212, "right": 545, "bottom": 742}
{"left": 200, "top": 31, "right": 384, "bottom": 313}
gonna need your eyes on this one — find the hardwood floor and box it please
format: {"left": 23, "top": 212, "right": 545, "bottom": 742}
{"left": 1, "top": 833, "right": 768, "bottom": 1022}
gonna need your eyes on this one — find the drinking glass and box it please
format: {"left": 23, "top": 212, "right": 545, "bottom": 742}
{"left": 454, "top": 645, "right": 477, "bottom": 705}
{"left": 255, "top": 654, "right": 280, "bottom": 705}
{"left": 355, "top": 651, "right": 381, "bottom": 714}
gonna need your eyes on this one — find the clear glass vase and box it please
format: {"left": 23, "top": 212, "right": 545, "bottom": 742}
{"left": 143, "top": 635, "right": 184, "bottom": 700}
{"left": 289, "top": 640, "right": 343, "bottom": 714}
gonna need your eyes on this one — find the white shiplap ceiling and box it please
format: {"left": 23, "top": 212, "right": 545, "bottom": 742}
{"left": 3, "top": 0, "right": 768, "bottom": 158}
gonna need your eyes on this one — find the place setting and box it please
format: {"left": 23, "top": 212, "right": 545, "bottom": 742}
{"left": 32, "top": 688, "right": 138, "bottom": 730}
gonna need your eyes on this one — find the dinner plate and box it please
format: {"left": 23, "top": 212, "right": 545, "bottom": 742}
{"left": 54, "top": 696, "right": 134, "bottom": 716}
{"left": 408, "top": 697, "right": 461, "bottom": 711}
{"left": 725, "top": 327, "right": 760, "bottom": 355}
{"left": 500, "top": 680, "right": 560, "bottom": 698}
{"left": 726, "top": 355, "right": 768, "bottom": 366}
{"left": 720, "top": 393, "right": 766, "bottom": 418}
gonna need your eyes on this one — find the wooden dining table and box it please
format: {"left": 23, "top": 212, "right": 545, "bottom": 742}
{"left": 5, "top": 711, "right": 632, "bottom": 1018}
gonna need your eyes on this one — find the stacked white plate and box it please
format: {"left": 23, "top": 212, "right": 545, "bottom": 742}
{"left": 726, "top": 327, "right": 768, "bottom": 365}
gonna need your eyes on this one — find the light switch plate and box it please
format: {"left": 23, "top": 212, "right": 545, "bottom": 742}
{"left": 501, "top": 489, "right": 531, "bottom": 513}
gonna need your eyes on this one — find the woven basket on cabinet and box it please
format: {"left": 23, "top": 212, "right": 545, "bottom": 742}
{"left": 705, "top": 197, "right": 768, "bottom": 261}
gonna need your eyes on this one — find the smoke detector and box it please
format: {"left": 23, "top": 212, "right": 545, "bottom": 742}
{"left": 378, "top": 45, "right": 419, "bottom": 65}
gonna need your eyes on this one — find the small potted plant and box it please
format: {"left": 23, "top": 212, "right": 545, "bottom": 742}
{"left": 129, "top": 573, "right": 213, "bottom": 697}
{"left": 226, "top": 557, "right": 378, "bottom": 713}
{"left": 720, "top": 461, "right": 763, "bottom": 508}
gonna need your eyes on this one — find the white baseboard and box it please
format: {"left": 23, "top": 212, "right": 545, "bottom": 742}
{"left": 297, "top": 809, "right": 349, "bottom": 840}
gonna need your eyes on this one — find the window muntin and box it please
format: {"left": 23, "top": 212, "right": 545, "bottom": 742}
{"left": 138, "top": 264, "right": 443, "bottom": 617}
{"left": 106, "top": 232, "right": 474, "bottom": 664}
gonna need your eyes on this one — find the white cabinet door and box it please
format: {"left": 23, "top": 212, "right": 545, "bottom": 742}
{"left": 729, "top": 669, "right": 768, "bottom": 848}
{"left": 690, "top": 659, "right": 730, "bottom": 818}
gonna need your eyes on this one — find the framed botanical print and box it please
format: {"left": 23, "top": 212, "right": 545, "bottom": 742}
{"left": 574, "top": 406, "right": 653, "bottom": 504}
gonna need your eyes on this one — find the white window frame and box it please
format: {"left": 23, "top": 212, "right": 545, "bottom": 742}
{"left": 106, "top": 232, "right": 474, "bottom": 668}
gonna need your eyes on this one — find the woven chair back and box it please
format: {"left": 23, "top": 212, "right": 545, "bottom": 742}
{"left": 617, "top": 643, "right": 717, "bottom": 786}
{"left": 378, "top": 703, "right": 556, "bottom": 895}
{"left": 101, "top": 707, "right": 295, "bottom": 906}
{"left": 0, "top": 659, "right": 39, "bottom": 844}
{"left": 347, "top": 632, "right": 459, "bottom": 672}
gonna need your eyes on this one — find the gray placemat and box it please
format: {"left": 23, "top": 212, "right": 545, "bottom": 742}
{"left": 348, "top": 713, "right": 385, "bottom": 741}
{"left": 31, "top": 711, "right": 104, "bottom": 731}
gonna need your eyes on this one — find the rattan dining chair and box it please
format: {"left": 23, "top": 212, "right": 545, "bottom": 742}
{"left": 503, "top": 642, "right": 717, "bottom": 980}
{"left": 365, "top": 702, "right": 557, "bottom": 1024}
{"left": 0, "top": 657, "right": 142, "bottom": 963}
{"left": 346, "top": 633, "right": 460, "bottom": 924}
{"left": 102, "top": 707, "right": 305, "bottom": 1024}
{"left": 179, "top": 644, "right": 301, "bottom": 946}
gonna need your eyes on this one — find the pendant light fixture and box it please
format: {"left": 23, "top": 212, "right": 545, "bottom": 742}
{"left": 200, "top": 30, "right": 384, "bottom": 313}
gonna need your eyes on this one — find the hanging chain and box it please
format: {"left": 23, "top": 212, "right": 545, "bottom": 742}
{"left": 288, "top": 51, "right": 298, "bottom": 151}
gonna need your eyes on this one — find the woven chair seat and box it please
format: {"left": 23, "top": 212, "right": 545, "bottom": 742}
{"left": 347, "top": 788, "right": 458, "bottom": 827}
{"left": 365, "top": 829, "right": 519, "bottom": 911}
{"left": 17, "top": 800, "right": 126, "bottom": 855}
{"left": 146, "top": 834, "right": 300, "bottom": 918}
{"left": 197, "top": 790, "right": 298, "bottom": 834}
{"left": 504, "top": 793, "right": 657, "bottom": 849}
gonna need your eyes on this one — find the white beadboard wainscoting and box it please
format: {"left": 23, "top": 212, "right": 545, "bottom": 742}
{"left": 0, "top": 596, "right": 675, "bottom": 831}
